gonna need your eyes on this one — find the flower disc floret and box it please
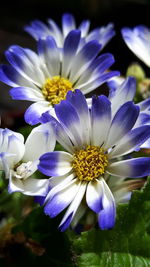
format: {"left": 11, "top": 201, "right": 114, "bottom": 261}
{"left": 42, "top": 76, "right": 73, "bottom": 105}
{"left": 72, "top": 145, "right": 108, "bottom": 181}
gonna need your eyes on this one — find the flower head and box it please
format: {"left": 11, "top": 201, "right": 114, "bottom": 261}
{"left": 0, "top": 31, "right": 119, "bottom": 125}
{"left": 121, "top": 25, "right": 150, "bottom": 67}
{"left": 38, "top": 90, "right": 150, "bottom": 231}
{"left": 0, "top": 123, "right": 55, "bottom": 196}
{"left": 24, "top": 13, "right": 115, "bottom": 50}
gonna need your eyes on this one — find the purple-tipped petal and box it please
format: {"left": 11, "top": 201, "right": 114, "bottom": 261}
{"left": 91, "top": 95, "right": 111, "bottom": 146}
{"left": 107, "top": 157, "right": 150, "bottom": 178}
{"left": 86, "top": 180, "right": 103, "bottom": 213}
{"left": 105, "top": 101, "right": 139, "bottom": 149}
{"left": 38, "top": 151, "right": 73, "bottom": 177}
{"left": 98, "top": 180, "right": 116, "bottom": 230}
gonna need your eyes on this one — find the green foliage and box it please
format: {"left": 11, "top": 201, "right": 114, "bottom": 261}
{"left": 72, "top": 178, "right": 150, "bottom": 266}
{"left": 10, "top": 207, "right": 74, "bottom": 267}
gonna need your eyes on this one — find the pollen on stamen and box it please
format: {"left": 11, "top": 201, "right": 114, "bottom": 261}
{"left": 72, "top": 145, "right": 108, "bottom": 182}
{"left": 42, "top": 76, "right": 73, "bottom": 105}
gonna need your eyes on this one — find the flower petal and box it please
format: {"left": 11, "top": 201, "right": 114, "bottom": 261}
{"left": 9, "top": 175, "right": 49, "bottom": 196}
{"left": 110, "top": 125, "right": 150, "bottom": 158}
{"left": 6, "top": 45, "right": 45, "bottom": 86}
{"left": 38, "top": 36, "right": 60, "bottom": 76}
{"left": 40, "top": 112, "right": 75, "bottom": 153}
{"left": 86, "top": 179, "right": 103, "bottom": 213}
{"left": 62, "top": 13, "right": 76, "bottom": 37}
{"left": 44, "top": 178, "right": 79, "bottom": 218}
{"left": 10, "top": 86, "right": 43, "bottom": 101}
{"left": 66, "top": 90, "right": 91, "bottom": 145}
{"left": 24, "top": 101, "right": 50, "bottom": 125}
{"left": 79, "top": 20, "right": 90, "bottom": 38}
{"left": 78, "top": 71, "right": 120, "bottom": 94}
{"left": 110, "top": 77, "right": 136, "bottom": 116}
{"left": 45, "top": 173, "right": 75, "bottom": 203}
{"left": 0, "top": 129, "right": 25, "bottom": 167}
{"left": 55, "top": 100, "right": 83, "bottom": 146}
{"left": 59, "top": 182, "right": 87, "bottom": 231}
{"left": 23, "top": 122, "right": 56, "bottom": 162}
{"left": 87, "top": 23, "right": 115, "bottom": 49}
{"left": 62, "top": 30, "right": 81, "bottom": 77}
{"left": 91, "top": 95, "right": 111, "bottom": 146}
{"left": 38, "top": 151, "right": 73, "bottom": 177}
{"left": 122, "top": 26, "right": 150, "bottom": 67}
{"left": 70, "top": 40, "right": 101, "bottom": 83}
{"left": 98, "top": 179, "right": 116, "bottom": 230}
{"left": 105, "top": 102, "right": 139, "bottom": 149}
{"left": 0, "top": 65, "right": 37, "bottom": 88}
{"left": 107, "top": 157, "right": 150, "bottom": 178}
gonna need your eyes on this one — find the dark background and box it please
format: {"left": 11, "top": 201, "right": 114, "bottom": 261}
{"left": 0, "top": 0, "right": 150, "bottom": 128}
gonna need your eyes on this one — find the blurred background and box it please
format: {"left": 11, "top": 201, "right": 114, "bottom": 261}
{"left": 0, "top": 1, "right": 150, "bottom": 266}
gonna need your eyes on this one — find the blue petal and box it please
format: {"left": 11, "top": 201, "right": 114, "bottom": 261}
{"left": 99, "top": 202, "right": 116, "bottom": 230}
{"left": 55, "top": 100, "right": 83, "bottom": 146}
{"left": 63, "top": 30, "right": 81, "bottom": 54}
{"left": 62, "top": 30, "right": 81, "bottom": 77}
{"left": 108, "top": 157, "right": 150, "bottom": 178}
{"left": 34, "top": 195, "right": 46, "bottom": 206}
{"left": 24, "top": 20, "right": 50, "bottom": 40}
{"left": 110, "top": 76, "right": 136, "bottom": 102}
{"left": 24, "top": 102, "right": 49, "bottom": 125}
{"left": 38, "top": 151, "right": 72, "bottom": 177}
{"left": 111, "top": 125, "right": 150, "bottom": 157}
{"left": 0, "top": 65, "right": 19, "bottom": 87}
{"left": 59, "top": 213, "right": 73, "bottom": 231}
{"left": 91, "top": 95, "right": 111, "bottom": 146}
{"left": 10, "top": 87, "right": 42, "bottom": 101}
{"left": 139, "top": 98, "right": 150, "bottom": 111}
{"left": 70, "top": 40, "right": 102, "bottom": 82}
{"left": 62, "top": 13, "right": 76, "bottom": 36}
{"left": 44, "top": 180, "right": 78, "bottom": 218}
{"left": 86, "top": 180, "right": 103, "bottom": 213}
{"left": 79, "top": 20, "right": 90, "bottom": 37}
{"left": 89, "top": 53, "right": 115, "bottom": 74}
{"left": 98, "top": 180, "right": 116, "bottom": 230}
{"left": 105, "top": 101, "right": 140, "bottom": 149}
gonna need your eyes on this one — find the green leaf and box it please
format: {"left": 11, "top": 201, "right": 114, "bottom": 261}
{"left": 78, "top": 252, "right": 150, "bottom": 267}
{"left": 73, "top": 177, "right": 150, "bottom": 266}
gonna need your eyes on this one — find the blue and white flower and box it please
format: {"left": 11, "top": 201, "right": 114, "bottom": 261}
{"left": 38, "top": 89, "right": 150, "bottom": 231}
{"left": 0, "top": 31, "right": 119, "bottom": 125}
{"left": 108, "top": 76, "right": 150, "bottom": 148}
{"left": 121, "top": 25, "right": 150, "bottom": 67}
{"left": 0, "top": 123, "right": 55, "bottom": 196}
{"left": 24, "top": 13, "right": 115, "bottom": 50}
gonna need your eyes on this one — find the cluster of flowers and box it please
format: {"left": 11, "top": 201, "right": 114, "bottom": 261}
{"left": 0, "top": 14, "right": 150, "bottom": 231}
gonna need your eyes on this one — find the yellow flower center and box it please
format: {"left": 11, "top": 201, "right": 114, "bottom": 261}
{"left": 42, "top": 76, "right": 73, "bottom": 105}
{"left": 72, "top": 145, "right": 108, "bottom": 181}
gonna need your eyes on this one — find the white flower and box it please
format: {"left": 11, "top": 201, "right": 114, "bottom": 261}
{"left": 0, "top": 123, "right": 55, "bottom": 196}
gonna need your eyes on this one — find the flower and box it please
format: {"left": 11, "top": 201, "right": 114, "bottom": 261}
{"left": 121, "top": 25, "right": 150, "bottom": 67}
{"left": 24, "top": 13, "right": 115, "bottom": 50}
{"left": 108, "top": 76, "right": 150, "bottom": 149}
{"left": 0, "top": 123, "right": 55, "bottom": 196}
{"left": 0, "top": 32, "right": 119, "bottom": 125}
{"left": 38, "top": 90, "right": 150, "bottom": 231}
